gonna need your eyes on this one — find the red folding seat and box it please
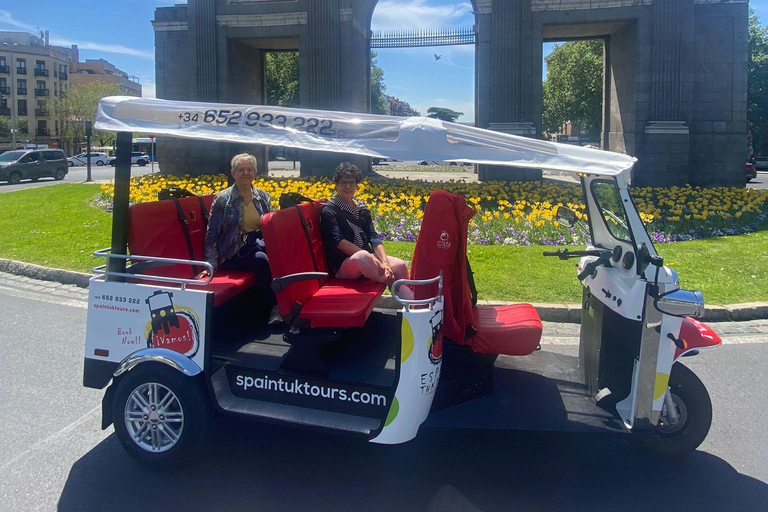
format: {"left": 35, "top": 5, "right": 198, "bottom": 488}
{"left": 261, "top": 201, "right": 385, "bottom": 329}
{"left": 127, "top": 195, "right": 256, "bottom": 306}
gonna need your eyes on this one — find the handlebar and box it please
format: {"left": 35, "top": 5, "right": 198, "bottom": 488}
{"left": 577, "top": 252, "right": 614, "bottom": 281}
{"left": 542, "top": 248, "right": 608, "bottom": 260}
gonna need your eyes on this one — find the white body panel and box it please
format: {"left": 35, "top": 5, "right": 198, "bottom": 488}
{"left": 85, "top": 278, "right": 210, "bottom": 371}
{"left": 371, "top": 300, "right": 444, "bottom": 444}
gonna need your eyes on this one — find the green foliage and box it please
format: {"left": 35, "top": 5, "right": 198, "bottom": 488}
{"left": 52, "top": 81, "right": 121, "bottom": 148}
{"left": 265, "top": 52, "right": 300, "bottom": 107}
{"left": 370, "top": 51, "right": 388, "bottom": 115}
{"left": 749, "top": 9, "right": 768, "bottom": 152}
{"left": 0, "top": 117, "right": 28, "bottom": 139}
{"left": 426, "top": 107, "right": 463, "bottom": 122}
{"left": 542, "top": 40, "right": 603, "bottom": 137}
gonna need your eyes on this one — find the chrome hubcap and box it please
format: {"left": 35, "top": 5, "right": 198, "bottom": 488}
{"left": 124, "top": 383, "right": 184, "bottom": 453}
{"left": 657, "top": 392, "right": 688, "bottom": 435}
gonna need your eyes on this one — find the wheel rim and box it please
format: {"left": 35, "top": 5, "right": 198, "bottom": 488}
{"left": 9, "top": 173, "right": 20, "bottom": 184}
{"left": 56, "top": 170, "right": 65, "bottom": 179}
{"left": 124, "top": 382, "right": 184, "bottom": 453}
{"left": 656, "top": 392, "right": 688, "bottom": 435}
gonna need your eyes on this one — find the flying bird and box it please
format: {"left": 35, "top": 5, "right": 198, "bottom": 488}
{"left": 434, "top": 54, "right": 442, "bottom": 61}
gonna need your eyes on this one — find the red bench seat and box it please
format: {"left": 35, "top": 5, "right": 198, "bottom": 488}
{"left": 127, "top": 195, "right": 256, "bottom": 306}
{"left": 468, "top": 304, "right": 543, "bottom": 356}
{"left": 261, "top": 201, "right": 385, "bottom": 329}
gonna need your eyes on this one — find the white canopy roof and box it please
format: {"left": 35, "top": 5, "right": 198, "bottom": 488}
{"left": 96, "top": 96, "right": 636, "bottom": 177}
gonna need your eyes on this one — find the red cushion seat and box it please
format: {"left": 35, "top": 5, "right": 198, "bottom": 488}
{"left": 261, "top": 202, "right": 385, "bottom": 329}
{"left": 298, "top": 278, "right": 385, "bottom": 328}
{"left": 127, "top": 195, "right": 255, "bottom": 306}
{"left": 468, "top": 304, "right": 543, "bottom": 356}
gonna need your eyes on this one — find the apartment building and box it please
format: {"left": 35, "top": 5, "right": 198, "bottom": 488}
{"left": 70, "top": 57, "right": 141, "bottom": 97}
{"left": 1, "top": 31, "right": 71, "bottom": 146}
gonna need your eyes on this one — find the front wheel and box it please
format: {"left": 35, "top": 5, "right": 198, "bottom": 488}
{"left": 112, "top": 364, "right": 209, "bottom": 468}
{"left": 137, "top": 159, "right": 147, "bottom": 166}
{"left": 96, "top": 160, "right": 104, "bottom": 166}
{"left": 67, "top": 161, "right": 74, "bottom": 167}
{"left": 7, "top": 171, "right": 22, "bottom": 184}
{"left": 633, "top": 363, "right": 712, "bottom": 457}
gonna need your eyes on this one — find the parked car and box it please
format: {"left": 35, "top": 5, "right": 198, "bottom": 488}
{"left": 746, "top": 162, "right": 757, "bottom": 182}
{"left": 107, "top": 152, "right": 150, "bottom": 167}
{"left": 68, "top": 152, "right": 108, "bottom": 167}
{"left": 753, "top": 156, "right": 768, "bottom": 171}
{"left": 0, "top": 149, "right": 68, "bottom": 183}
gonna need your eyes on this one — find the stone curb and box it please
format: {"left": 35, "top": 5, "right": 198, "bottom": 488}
{"left": 0, "top": 259, "right": 91, "bottom": 289}
{"left": 2, "top": 258, "right": 766, "bottom": 324}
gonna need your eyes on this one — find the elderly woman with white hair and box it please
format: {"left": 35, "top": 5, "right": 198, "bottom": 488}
{"left": 197, "top": 153, "right": 281, "bottom": 324}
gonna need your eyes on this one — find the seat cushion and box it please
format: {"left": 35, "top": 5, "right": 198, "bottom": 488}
{"left": 133, "top": 270, "right": 257, "bottom": 308}
{"left": 298, "top": 278, "right": 386, "bottom": 328}
{"left": 468, "top": 304, "right": 543, "bottom": 356}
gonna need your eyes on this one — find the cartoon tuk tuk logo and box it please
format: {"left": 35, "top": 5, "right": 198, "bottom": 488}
{"left": 145, "top": 290, "right": 200, "bottom": 358}
{"left": 428, "top": 309, "right": 443, "bottom": 365}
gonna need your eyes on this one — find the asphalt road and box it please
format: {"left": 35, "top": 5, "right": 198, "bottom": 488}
{"left": 0, "top": 164, "right": 156, "bottom": 194}
{"left": 0, "top": 275, "right": 767, "bottom": 511}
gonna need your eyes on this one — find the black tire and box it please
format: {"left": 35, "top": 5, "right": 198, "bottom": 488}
{"left": 419, "top": 160, "right": 429, "bottom": 166}
{"left": 634, "top": 363, "right": 712, "bottom": 457}
{"left": 7, "top": 171, "right": 22, "bottom": 184}
{"left": 30, "top": 177, "right": 39, "bottom": 182}
{"left": 449, "top": 161, "right": 458, "bottom": 166}
{"left": 96, "top": 160, "right": 104, "bottom": 166}
{"left": 112, "top": 364, "right": 209, "bottom": 469}
{"left": 137, "top": 159, "right": 147, "bottom": 166}
{"left": 54, "top": 168, "right": 66, "bottom": 180}
{"left": 67, "top": 161, "right": 74, "bottom": 167}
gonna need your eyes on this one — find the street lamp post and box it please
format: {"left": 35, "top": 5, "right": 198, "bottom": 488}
{"left": 3, "top": 42, "right": 18, "bottom": 149}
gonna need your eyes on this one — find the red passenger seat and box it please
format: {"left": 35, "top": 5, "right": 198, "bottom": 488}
{"left": 127, "top": 195, "right": 256, "bottom": 306}
{"left": 261, "top": 201, "right": 385, "bottom": 329}
{"left": 410, "top": 190, "right": 543, "bottom": 356}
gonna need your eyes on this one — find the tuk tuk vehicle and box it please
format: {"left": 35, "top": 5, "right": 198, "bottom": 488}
{"left": 84, "top": 97, "right": 720, "bottom": 467}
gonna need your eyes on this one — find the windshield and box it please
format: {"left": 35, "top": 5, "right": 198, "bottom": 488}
{"left": 148, "top": 293, "right": 172, "bottom": 310}
{"left": 591, "top": 181, "right": 631, "bottom": 242}
{"left": 0, "top": 150, "right": 26, "bottom": 163}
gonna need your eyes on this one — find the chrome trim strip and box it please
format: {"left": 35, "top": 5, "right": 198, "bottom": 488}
{"left": 113, "top": 348, "right": 202, "bottom": 378}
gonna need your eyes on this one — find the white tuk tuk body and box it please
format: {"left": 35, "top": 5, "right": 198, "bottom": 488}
{"left": 82, "top": 97, "right": 718, "bottom": 465}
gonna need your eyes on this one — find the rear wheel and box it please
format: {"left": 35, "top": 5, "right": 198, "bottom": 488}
{"left": 112, "top": 364, "right": 209, "bottom": 468}
{"left": 68, "top": 161, "right": 74, "bottom": 167}
{"left": 54, "top": 168, "right": 66, "bottom": 180}
{"left": 634, "top": 363, "right": 712, "bottom": 457}
{"left": 137, "top": 159, "right": 147, "bottom": 166}
{"left": 96, "top": 160, "right": 104, "bottom": 166}
{"left": 7, "top": 171, "right": 22, "bottom": 184}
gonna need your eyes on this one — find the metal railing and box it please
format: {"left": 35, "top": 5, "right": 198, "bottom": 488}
{"left": 391, "top": 272, "right": 444, "bottom": 310}
{"left": 0, "top": 65, "right": 9, "bottom": 73}
{"left": 17, "top": 88, "right": 26, "bottom": 95}
{"left": 34, "top": 68, "right": 48, "bottom": 77}
{"left": 92, "top": 248, "right": 214, "bottom": 290}
{"left": 16, "top": 67, "right": 26, "bottom": 75}
{"left": 35, "top": 88, "right": 49, "bottom": 96}
{"left": 0, "top": 86, "right": 9, "bottom": 94}
{"left": 37, "top": 129, "right": 49, "bottom": 136}
{"left": 35, "top": 108, "right": 48, "bottom": 116}
{"left": 371, "top": 26, "right": 476, "bottom": 48}
{"left": 0, "top": 107, "right": 9, "bottom": 116}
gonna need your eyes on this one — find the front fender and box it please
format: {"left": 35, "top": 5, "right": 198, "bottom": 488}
{"left": 674, "top": 317, "right": 722, "bottom": 360}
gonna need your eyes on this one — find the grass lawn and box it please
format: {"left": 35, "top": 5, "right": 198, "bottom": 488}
{"left": 1, "top": 184, "right": 766, "bottom": 305}
{"left": 0, "top": 184, "right": 111, "bottom": 273}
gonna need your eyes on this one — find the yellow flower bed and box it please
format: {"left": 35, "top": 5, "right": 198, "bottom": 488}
{"left": 100, "top": 174, "right": 768, "bottom": 245}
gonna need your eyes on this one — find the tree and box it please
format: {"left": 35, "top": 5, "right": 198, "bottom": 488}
{"left": 52, "top": 81, "right": 121, "bottom": 150}
{"left": 748, "top": 9, "right": 768, "bottom": 153}
{"left": 0, "top": 117, "right": 28, "bottom": 140}
{"left": 426, "top": 107, "right": 463, "bottom": 122}
{"left": 370, "top": 51, "right": 388, "bottom": 114}
{"left": 542, "top": 40, "right": 603, "bottom": 137}
{"left": 265, "top": 52, "right": 300, "bottom": 107}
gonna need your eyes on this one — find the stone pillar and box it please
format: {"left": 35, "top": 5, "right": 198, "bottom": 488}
{"left": 191, "top": 0, "right": 218, "bottom": 102}
{"left": 476, "top": 0, "right": 541, "bottom": 182}
{"left": 636, "top": 0, "right": 694, "bottom": 186}
{"left": 300, "top": 1, "right": 369, "bottom": 177}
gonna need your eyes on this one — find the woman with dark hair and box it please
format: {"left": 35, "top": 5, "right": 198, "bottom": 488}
{"left": 197, "top": 153, "right": 281, "bottom": 324}
{"left": 320, "top": 162, "right": 412, "bottom": 298}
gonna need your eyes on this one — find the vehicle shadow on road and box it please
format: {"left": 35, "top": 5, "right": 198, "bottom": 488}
{"left": 58, "top": 418, "right": 768, "bottom": 512}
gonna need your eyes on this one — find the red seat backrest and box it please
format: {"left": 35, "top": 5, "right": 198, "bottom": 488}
{"left": 261, "top": 201, "right": 329, "bottom": 317}
{"left": 128, "top": 195, "right": 214, "bottom": 279}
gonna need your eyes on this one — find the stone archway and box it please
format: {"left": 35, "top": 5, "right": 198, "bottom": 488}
{"left": 154, "top": 0, "right": 748, "bottom": 187}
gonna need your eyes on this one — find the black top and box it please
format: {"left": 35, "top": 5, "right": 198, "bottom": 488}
{"left": 320, "top": 202, "right": 383, "bottom": 273}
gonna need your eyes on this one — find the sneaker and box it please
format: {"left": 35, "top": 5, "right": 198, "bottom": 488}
{"left": 268, "top": 305, "right": 284, "bottom": 326}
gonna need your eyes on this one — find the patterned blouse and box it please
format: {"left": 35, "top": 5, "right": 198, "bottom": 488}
{"left": 203, "top": 185, "right": 273, "bottom": 270}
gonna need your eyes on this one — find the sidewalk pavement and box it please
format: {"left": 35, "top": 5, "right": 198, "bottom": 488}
{"left": 2, "top": 258, "right": 768, "bottom": 325}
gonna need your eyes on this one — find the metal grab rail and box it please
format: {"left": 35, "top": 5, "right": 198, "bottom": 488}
{"left": 92, "top": 248, "right": 213, "bottom": 290}
{"left": 391, "top": 272, "right": 443, "bottom": 309}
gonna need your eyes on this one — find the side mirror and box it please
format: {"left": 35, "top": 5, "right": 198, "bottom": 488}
{"left": 637, "top": 243, "right": 651, "bottom": 275}
{"left": 655, "top": 289, "right": 704, "bottom": 318}
{"left": 556, "top": 206, "right": 578, "bottom": 227}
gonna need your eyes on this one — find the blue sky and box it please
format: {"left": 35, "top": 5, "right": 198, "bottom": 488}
{"left": 1, "top": 0, "right": 766, "bottom": 123}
